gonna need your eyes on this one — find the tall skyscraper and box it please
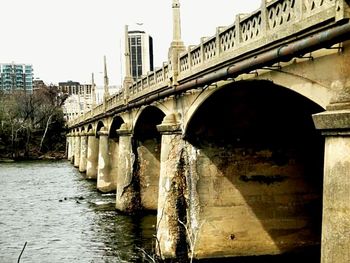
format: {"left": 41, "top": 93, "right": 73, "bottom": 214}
{"left": 128, "top": 30, "right": 154, "bottom": 81}
{"left": 0, "top": 63, "right": 33, "bottom": 93}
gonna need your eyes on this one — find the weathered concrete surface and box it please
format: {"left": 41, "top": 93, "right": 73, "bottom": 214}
{"left": 70, "top": 135, "right": 75, "bottom": 164}
{"left": 187, "top": 145, "right": 321, "bottom": 258}
{"left": 313, "top": 106, "right": 350, "bottom": 263}
{"left": 115, "top": 124, "right": 140, "bottom": 213}
{"left": 97, "top": 128, "right": 114, "bottom": 192}
{"left": 73, "top": 134, "right": 81, "bottom": 168}
{"left": 181, "top": 83, "right": 324, "bottom": 259}
{"left": 109, "top": 138, "right": 119, "bottom": 190}
{"left": 79, "top": 133, "right": 88, "bottom": 173}
{"left": 86, "top": 132, "right": 99, "bottom": 179}
{"left": 156, "top": 115, "right": 188, "bottom": 260}
{"left": 137, "top": 139, "right": 161, "bottom": 210}
{"left": 133, "top": 106, "right": 164, "bottom": 211}
{"left": 320, "top": 136, "right": 350, "bottom": 263}
{"left": 67, "top": 135, "right": 73, "bottom": 162}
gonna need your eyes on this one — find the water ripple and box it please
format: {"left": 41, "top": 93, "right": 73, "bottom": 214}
{"left": 0, "top": 160, "right": 156, "bottom": 263}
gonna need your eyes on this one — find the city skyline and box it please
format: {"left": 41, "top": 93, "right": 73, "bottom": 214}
{"left": 0, "top": 0, "right": 260, "bottom": 86}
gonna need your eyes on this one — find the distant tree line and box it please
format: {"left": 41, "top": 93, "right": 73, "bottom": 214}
{"left": 0, "top": 86, "right": 68, "bottom": 159}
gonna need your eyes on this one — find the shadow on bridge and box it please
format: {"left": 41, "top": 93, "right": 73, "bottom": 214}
{"left": 185, "top": 80, "right": 324, "bottom": 260}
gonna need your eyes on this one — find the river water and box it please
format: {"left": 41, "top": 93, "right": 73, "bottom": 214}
{"left": 0, "top": 160, "right": 320, "bottom": 263}
{"left": 0, "top": 160, "right": 157, "bottom": 263}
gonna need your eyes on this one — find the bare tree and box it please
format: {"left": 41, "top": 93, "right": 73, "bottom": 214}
{"left": 0, "top": 86, "right": 67, "bottom": 159}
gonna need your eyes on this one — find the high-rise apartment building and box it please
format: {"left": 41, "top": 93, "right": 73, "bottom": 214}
{"left": 128, "top": 30, "right": 154, "bottom": 81}
{"left": 0, "top": 63, "right": 33, "bottom": 93}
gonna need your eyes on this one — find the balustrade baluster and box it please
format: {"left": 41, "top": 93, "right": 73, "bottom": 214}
{"left": 188, "top": 47, "right": 192, "bottom": 71}
{"left": 235, "top": 14, "right": 243, "bottom": 47}
{"left": 200, "top": 37, "right": 206, "bottom": 66}
{"left": 294, "top": 0, "right": 302, "bottom": 21}
{"left": 261, "top": 0, "right": 270, "bottom": 33}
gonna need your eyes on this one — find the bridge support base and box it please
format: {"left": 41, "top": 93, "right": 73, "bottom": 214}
{"left": 86, "top": 132, "right": 99, "bottom": 179}
{"left": 313, "top": 102, "right": 350, "bottom": 263}
{"left": 97, "top": 128, "right": 114, "bottom": 192}
{"left": 156, "top": 114, "right": 188, "bottom": 260}
{"left": 116, "top": 124, "right": 140, "bottom": 213}
{"left": 79, "top": 133, "right": 88, "bottom": 173}
{"left": 73, "top": 133, "right": 81, "bottom": 168}
{"left": 109, "top": 138, "right": 119, "bottom": 192}
{"left": 67, "top": 135, "right": 73, "bottom": 162}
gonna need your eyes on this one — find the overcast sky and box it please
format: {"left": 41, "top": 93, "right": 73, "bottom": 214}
{"left": 0, "top": 0, "right": 260, "bottom": 86}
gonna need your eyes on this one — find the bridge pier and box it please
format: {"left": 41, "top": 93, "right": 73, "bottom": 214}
{"left": 109, "top": 137, "right": 119, "bottom": 192}
{"left": 73, "top": 133, "right": 81, "bottom": 168}
{"left": 70, "top": 134, "right": 75, "bottom": 164}
{"left": 67, "top": 134, "right": 73, "bottom": 162}
{"left": 86, "top": 131, "right": 99, "bottom": 179}
{"left": 156, "top": 114, "right": 188, "bottom": 260}
{"left": 137, "top": 139, "right": 161, "bottom": 210}
{"left": 97, "top": 127, "right": 114, "bottom": 192}
{"left": 79, "top": 132, "right": 88, "bottom": 173}
{"left": 116, "top": 124, "right": 140, "bottom": 213}
{"left": 313, "top": 99, "right": 350, "bottom": 263}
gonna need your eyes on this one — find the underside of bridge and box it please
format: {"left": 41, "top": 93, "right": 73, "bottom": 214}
{"left": 134, "top": 106, "right": 165, "bottom": 210}
{"left": 184, "top": 80, "right": 324, "bottom": 258}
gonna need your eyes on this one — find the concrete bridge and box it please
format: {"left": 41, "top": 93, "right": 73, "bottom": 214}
{"left": 66, "top": 0, "right": 350, "bottom": 261}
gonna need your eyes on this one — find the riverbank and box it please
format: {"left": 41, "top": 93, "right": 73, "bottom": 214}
{"left": 0, "top": 150, "right": 66, "bottom": 162}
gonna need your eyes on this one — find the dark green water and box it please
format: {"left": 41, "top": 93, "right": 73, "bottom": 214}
{"left": 0, "top": 160, "right": 156, "bottom": 263}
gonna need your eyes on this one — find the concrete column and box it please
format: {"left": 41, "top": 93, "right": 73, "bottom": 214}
{"left": 313, "top": 98, "right": 350, "bottom": 263}
{"left": 156, "top": 113, "right": 188, "bottom": 260}
{"left": 73, "top": 133, "right": 81, "bottom": 167}
{"left": 79, "top": 132, "right": 88, "bottom": 173}
{"left": 115, "top": 123, "right": 139, "bottom": 213}
{"left": 97, "top": 127, "right": 114, "bottom": 192}
{"left": 86, "top": 131, "right": 99, "bottom": 179}
{"left": 67, "top": 134, "right": 73, "bottom": 161}
{"left": 70, "top": 134, "right": 75, "bottom": 164}
{"left": 109, "top": 137, "right": 119, "bottom": 190}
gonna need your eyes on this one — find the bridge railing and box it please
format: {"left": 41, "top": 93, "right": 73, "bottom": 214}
{"left": 106, "top": 90, "right": 123, "bottom": 112}
{"left": 68, "top": 0, "right": 347, "bottom": 128}
{"left": 127, "top": 62, "right": 170, "bottom": 99}
{"left": 177, "top": 0, "right": 340, "bottom": 81}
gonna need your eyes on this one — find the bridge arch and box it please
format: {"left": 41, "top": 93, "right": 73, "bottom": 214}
{"left": 109, "top": 115, "right": 125, "bottom": 139}
{"left": 133, "top": 106, "right": 166, "bottom": 210}
{"left": 256, "top": 71, "right": 334, "bottom": 109}
{"left": 132, "top": 105, "right": 167, "bottom": 131}
{"left": 95, "top": 120, "right": 106, "bottom": 138}
{"left": 103, "top": 115, "right": 125, "bottom": 193}
{"left": 183, "top": 84, "right": 220, "bottom": 134}
{"left": 184, "top": 79, "right": 327, "bottom": 134}
{"left": 87, "top": 124, "right": 93, "bottom": 132}
{"left": 183, "top": 79, "right": 324, "bottom": 258}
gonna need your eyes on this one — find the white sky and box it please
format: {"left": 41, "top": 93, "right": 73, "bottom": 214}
{"left": 0, "top": 0, "right": 260, "bottom": 86}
